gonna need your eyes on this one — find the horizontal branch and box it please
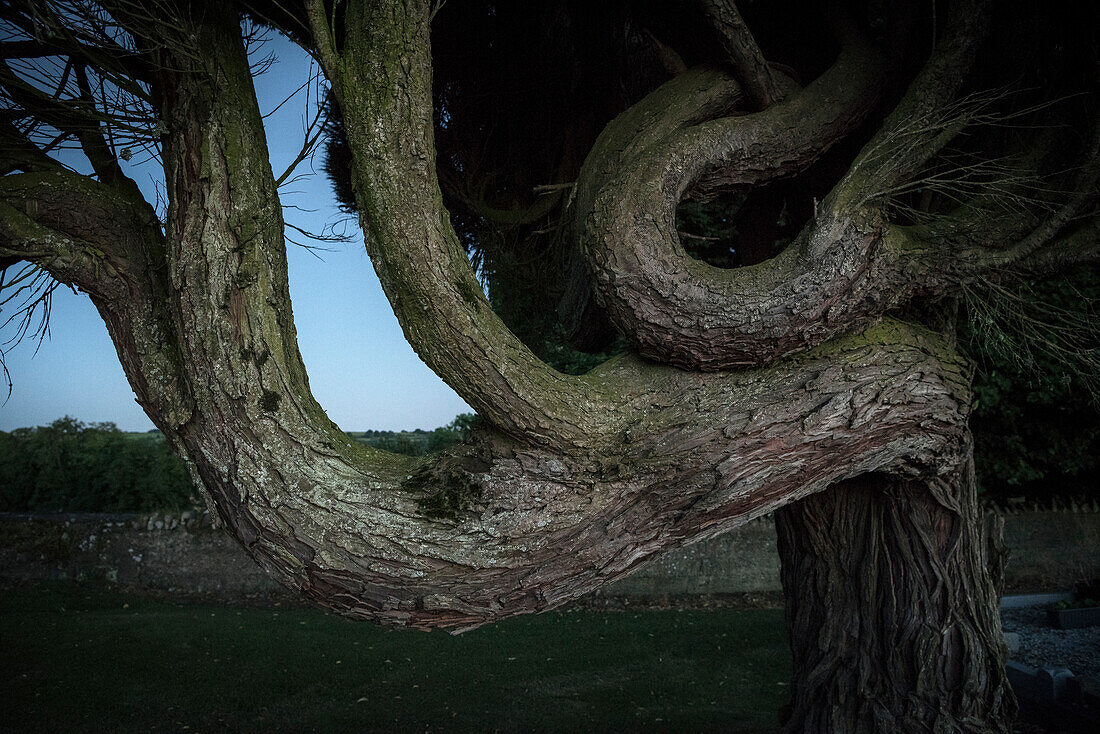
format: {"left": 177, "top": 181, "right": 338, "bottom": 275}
{"left": 0, "top": 37, "right": 152, "bottom": 86}
{"left": 0, "top": 170, "right": 153, "bottom": 264}
{"left": 902, "top": 119, "right": 1100, "bottom": 283}
{"left": 0, "top": 196, "right": 143, "bottom": 323}
{"left": 438, "top": 168, "right": 565, "bottom": 228}
{"left": 0, "top": 200, "right": 83, "bottom": 262}
{"left": 2, "top": 1, "right": 156, "bottom": 85}
{"left": 1011, "top": 215, "right": 1100, "bottom": 274}
{"left": 944, "top": 213, "right": 1100, "bottom": 280}
{"left": 191, "top": 319, "right": 973, "bottom": 630}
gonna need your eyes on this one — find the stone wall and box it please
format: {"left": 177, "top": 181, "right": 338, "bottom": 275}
{"left": 0, "top": 511, "right": 284, "bottom": 600}
{"left": 1000, "top": 510, "right": 1100, "bottom": 594}
{"left": 2, "top": 509, "right": 1097, "bottom": 602}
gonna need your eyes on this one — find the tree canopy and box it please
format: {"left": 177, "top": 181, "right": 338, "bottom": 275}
{"left": 0, "top": 417, "right": 193, "bottom": 512}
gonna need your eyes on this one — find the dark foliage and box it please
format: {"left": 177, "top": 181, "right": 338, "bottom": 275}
{"left": 964, "top": 267, "right": 1100, "bottom": 501}
{"left": 0, "top": 418, "right": 193, "bottom": 512}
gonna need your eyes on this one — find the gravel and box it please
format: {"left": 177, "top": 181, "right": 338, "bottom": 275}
{"left": 1002, "top": 606, "right": 1100, "bottom": 679}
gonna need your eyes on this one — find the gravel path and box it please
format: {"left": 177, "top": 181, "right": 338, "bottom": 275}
{"left": 1002, "top": 606, "right": 1100, "bottom": 679}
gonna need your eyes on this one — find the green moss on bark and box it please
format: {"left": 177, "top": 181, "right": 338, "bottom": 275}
{"left": 402, "top": 462, "right": 485, "bottom": 520}
{"left": 259, "top": 390, "right": 281, "bottom": 412}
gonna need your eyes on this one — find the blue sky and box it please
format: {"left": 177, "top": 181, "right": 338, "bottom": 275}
{"left": 0, "top": 32, "right": 470, "bottom": 433}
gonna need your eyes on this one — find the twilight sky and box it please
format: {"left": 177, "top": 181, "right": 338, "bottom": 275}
{"left": 0, "top": 32, "right": 470, "bottom": 433}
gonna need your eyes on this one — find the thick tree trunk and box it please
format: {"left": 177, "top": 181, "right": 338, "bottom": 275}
{"left": 775, "top": 444, "right": 1015, "bottom": 733}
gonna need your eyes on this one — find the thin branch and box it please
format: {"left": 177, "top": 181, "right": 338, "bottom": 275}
{"left": 0, "top": 261, "right": 61, "bottom": 401}
{"left": 274, "top": 95, "right": 326, "bottom": 187}
{"left": 532, "top": 182, "right": 575, "bottom": 194}
{"left": 305, "top": 0, "right": 342, "bottom": 81}
{"left": 72, "top": 61, "right": 128, "bottom": 186}
{"left": 698, "top": 0, "right": 781, "bottom": 110}
{"left": 960, "top": 272, "right": 1100, "bottom": 404}
{"left": 834, "top": 0, "right": 990, "bottom": 211}
{"left": 639, "top": 28, "right": 687, "bottom": 77}
{"left": 0, "top": 118, "right": 67, "bottom": 175}
{"left": 284, "top": 220, "right": 346, "bottom": 245}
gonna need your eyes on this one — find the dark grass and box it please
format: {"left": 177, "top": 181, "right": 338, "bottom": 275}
{"left": 0, "top": 582, "right": 789, "bottom": 733}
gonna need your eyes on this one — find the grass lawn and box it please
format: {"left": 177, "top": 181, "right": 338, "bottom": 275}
{"left": 1, "top": 582, "right": 789, "bottom": 733}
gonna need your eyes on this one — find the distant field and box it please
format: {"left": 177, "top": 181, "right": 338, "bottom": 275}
{"left": 346, "top": 429, "right": 441, "bottom": 455}
{"left": 1, "top": 582, "right": 789, "bottom": 733}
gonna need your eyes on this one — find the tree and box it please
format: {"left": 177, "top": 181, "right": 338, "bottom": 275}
{"left": 1, "top": 0, "right": 1097, "bottom": 730}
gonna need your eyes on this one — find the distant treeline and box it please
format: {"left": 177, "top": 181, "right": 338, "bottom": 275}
{"left": 348, "top": 414, "right": 476, "bottom": 457}
{"left": 0, "top": 414, "right": 476, "bottom": 513}
{"left": 0, "top": 417, "right": 193, "bottom": 513}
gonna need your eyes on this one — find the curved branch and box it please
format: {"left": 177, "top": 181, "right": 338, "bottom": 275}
{"left": 929, "top": 213, "right": 1100, "bottom": 283}
{"left": 578, "top": 36, "right": 887, "bottom": 369}
{"left": 1012, "top": 215, "right": 1100, "bottom": 273}
{"left": 0, "top": 171, "right": 193, "bottom": 428}
{"left": 961, "top": 125, "right": 1100, "bottom": 268}
{"left": 559, "top": 65, "right": 746, "bottom": 349}
{"left": 198, "top": 319, "right": 975, "bottom": 630}
{"left": 313, "top": 0, "right": 627, "bottom": 448}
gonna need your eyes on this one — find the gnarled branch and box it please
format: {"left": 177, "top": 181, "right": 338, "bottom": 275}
{"left": 577, "top": 34, "right": 887, "bottom": 369}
